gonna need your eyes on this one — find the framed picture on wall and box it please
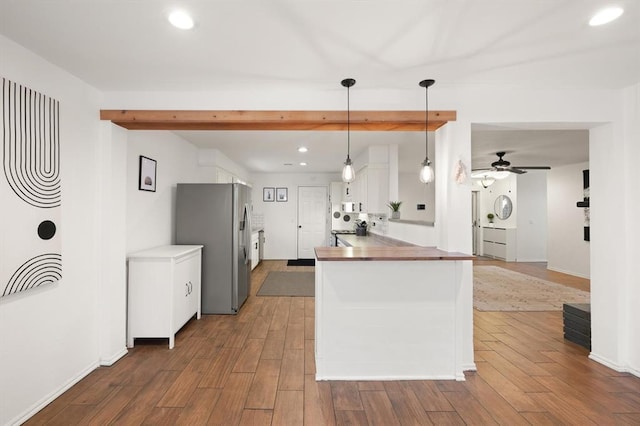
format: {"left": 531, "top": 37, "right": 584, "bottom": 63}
{"left": 263, "top": 187, "right": 275, "bottom": 202}
{"left": 138, "top": 156, "right": 157, "bottom": 192}
{"left": 276, "top": 187, "right": 288, "bottom": 202}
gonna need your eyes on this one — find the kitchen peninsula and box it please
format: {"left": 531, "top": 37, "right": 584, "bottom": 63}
{"left": 314, "top": 233, "right": 474, "bottom": 381}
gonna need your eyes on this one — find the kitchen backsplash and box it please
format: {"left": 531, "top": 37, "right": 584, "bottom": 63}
{"left": 252, "top": 213, "right": 264, "bottom": 229}
{"left": 367, "top": 213, "right": 388, "bottom": 234}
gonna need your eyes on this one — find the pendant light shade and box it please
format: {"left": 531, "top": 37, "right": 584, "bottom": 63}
{"left": 419, "top": 159, "right": 435, "bottom": 183}
{"left": 419, "top": 79, "right": 435, "bottom": 184}
{"left": 341, "top": 78, "right": 356, "bottom": 183}
{"left": 342, "top": 158, "right": 355, "bottom": 182}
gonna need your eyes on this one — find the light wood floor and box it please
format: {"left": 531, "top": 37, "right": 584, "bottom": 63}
{"left": 26, "top": 260, "right": 640, "bottom": 425}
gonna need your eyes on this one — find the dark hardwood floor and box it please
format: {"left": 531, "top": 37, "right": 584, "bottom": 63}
{"left": 25, "top": 260, "right": 640, "bottom": 425}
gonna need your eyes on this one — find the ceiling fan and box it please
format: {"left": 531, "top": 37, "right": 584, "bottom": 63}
{"left": 473, "top": 151, "right": 550, "bottom": 176}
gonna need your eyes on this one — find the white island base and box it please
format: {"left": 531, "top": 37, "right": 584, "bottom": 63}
{"left": 314, "top": 254, "right": 473, "bottom": 381}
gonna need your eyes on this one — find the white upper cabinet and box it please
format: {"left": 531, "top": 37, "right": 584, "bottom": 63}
{"left": 353, "top": 165, "right": 388, "bottom": 214}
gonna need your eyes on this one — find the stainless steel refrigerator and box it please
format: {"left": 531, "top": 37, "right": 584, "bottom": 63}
{"left": 176, "top": 183, "right": 251, "bottom": 314}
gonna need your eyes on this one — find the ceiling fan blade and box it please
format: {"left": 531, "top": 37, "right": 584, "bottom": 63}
{"left": 508, "top": 167, "right": 527, "bottom": 174}
{"left": 513, "top": 166, "right": 551, "bottom": 170}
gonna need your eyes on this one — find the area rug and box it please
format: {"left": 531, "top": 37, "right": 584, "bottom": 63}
{"left": 473, "top": 265, "right": 590, "bottom": 311}
{"left": 256, "top": 271, "right": 315, "bottom": 297}
{"left": 287, "top": 259, "right": 315, "bottom": 266}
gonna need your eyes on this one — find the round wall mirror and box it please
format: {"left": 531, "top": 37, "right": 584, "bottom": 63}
{"left": 494, "top": 195, "right": 513, "bottom": 220}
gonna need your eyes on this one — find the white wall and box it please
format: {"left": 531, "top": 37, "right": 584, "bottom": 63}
{"left": 0, "top": 35, "right": 107, "bottom": 425}
{"left": 622, "top": 84, "right": 640, "bottom": 376}
{"left": 516, "top": 171, "right": 547, "bottom": 262}
{"left": 125, "top": 131, "right": 201, "bottom": 253}
{"left": 398, "top": 172, "right": 436, "bottom": 222}
{"left": 250, "top": 173, "right": 339, "bottom": 259}
{"left": 478, "top": 174, "right": 518, "bottom": 228}
{"left": 547, "top": 163, "right": 590, "bottom": 278}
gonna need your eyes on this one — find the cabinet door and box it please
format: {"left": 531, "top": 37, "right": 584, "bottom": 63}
{"left": 358, "top": 169, "right": 368, "bottom": 212}
{"left": 330, "top": 182, "right": 343, "bottom": 204}
{"left": 173, "top": 255, "right": 197, "bottom": 331}
{"left": 343, "top": 182, "right": 352, "bottom": 199}
{"left": 366, "top": 166, "right": 389, "bottom": 213}
{"left": 251, "top": 234, "right": 259, "bottom": 270}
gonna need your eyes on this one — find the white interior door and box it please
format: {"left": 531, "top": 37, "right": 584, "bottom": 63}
{"left": 298, "top": 186, "right": 328, "bottom": 259}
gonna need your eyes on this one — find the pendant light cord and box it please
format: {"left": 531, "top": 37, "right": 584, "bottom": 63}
{"left": 419, "top": 79, "right": 434, "bottom": 162}
{"left": 347, "top": 84, "right": 351, "bottom": 161}
{"left": 425, "top": 83, "right": 428, "bottom": 160}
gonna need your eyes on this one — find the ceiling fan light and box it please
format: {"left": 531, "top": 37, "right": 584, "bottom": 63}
{"left": 419, "top": 159, "right": 435, "bottom": 184}
{"left": 477, "top": 177, "right": 495, "bottom": 188}
{"left": 491, "top": 170, "right": 510, "bottom": 180}
{"left": 342, "top": 158, "right": 355, "bottom": 183}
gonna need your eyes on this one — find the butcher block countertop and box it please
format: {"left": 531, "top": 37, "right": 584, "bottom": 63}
{"left": 336, "top": 233, "right": 417, "bottom": 248}
{"left": 315, "top": 245, "right": 474, "bottom": 262}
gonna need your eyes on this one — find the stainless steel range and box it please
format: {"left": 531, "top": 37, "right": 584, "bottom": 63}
{"left": 330, "top": 229, "right": 356, "bottom": 247}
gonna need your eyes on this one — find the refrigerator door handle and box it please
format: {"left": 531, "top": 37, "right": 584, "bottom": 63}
{"left": 243, "top": 203, "right": 251, "bottom": 265}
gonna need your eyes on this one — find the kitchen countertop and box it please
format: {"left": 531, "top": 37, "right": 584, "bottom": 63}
{"left": 335, "top": 233, "right": 416, "bottom": 248}
{"left": 315, "top": 246, "right": 473, "bottom": 261}
{"left": 317, "top": 232, "right": 473, "bottom": 261}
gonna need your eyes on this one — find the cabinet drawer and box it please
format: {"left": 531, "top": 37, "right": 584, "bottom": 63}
{"left": 490, "top": 243, "right": 507, "bottom": 259}
{"left": 483, "top": 227, "right": 506, "bottom": 243}
{"left": 483, "top": 241, "right": 506, "bottom": 259}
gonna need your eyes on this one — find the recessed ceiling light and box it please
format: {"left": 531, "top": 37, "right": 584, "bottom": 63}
{"left": 168, "top": 10, "right": 194, "bottom": 30}
{"left": 298, "top": 147, "right": 308, "bottom": 153}
{"left": 300, "top": 162, "right": 308, "bottom": 166}
{"left": 589, "top": 7, "right": 623, "bottom": 26}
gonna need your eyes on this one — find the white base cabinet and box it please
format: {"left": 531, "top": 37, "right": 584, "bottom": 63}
{"left": 127, "top": 245, "right": 203, "bottom": 349}
{"left": 251, "top": 232, "right": 260, "bottom": 270}
{"left": 482, "top": 227, "right": 516, "bottom": 261}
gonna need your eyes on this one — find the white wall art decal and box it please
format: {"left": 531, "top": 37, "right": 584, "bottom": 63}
{"left": 1, "top": 77, "right": 62, "bottom": 297}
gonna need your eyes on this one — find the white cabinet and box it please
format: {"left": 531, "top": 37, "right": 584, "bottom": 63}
{"left": 343, "top": 182, "right": 353, "bottom": 200}
{"left": 259, "top": 230, "right": 264, "bottom": 261}
{"left": 352, "top": 165, "right": 389, "bottom": 214}
{"left": 127, "top": 245, "right": 203, "bottom": 349}
{"left": 330, "top": 182, "right": 343, "bottom": 204}
{"left": 482, "top": 227, "right": 516, "bottom": 261}
{"left": 251, "top": 232, "right": 260, "bottom": 270}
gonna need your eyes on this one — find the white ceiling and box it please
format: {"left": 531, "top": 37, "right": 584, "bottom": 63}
{"left": 1, "top": 0, "right": 636, "bottom": 173}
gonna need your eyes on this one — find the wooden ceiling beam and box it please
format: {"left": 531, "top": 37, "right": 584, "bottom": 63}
{"left": 99, "top": 110, "right": 456, "bottom": 131}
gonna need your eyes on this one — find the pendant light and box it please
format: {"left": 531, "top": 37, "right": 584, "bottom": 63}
{"left": 418, "top": 79, "right": 435, "bottom": 183}
{"left": 341, "top": 78, "right": 356, "bottom": 183}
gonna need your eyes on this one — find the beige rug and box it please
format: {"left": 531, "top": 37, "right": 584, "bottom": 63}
{"left": 256, "top": 271, "right": 314, "bottom": 297}
{"left": 473, "top": 265, "right": 590, "bottom": 311}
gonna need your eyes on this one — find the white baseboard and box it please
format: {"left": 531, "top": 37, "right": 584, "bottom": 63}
{"left": 316, "top": 374, "right": 458, "bottom": 381}
{"left": 11, "top": 361, "right": 99, "bottom": 426}
{"left": 516, "top": 258, "right": 548, "bottom": 263}
{"left": 588, "top": 353, "right": 640, "bottom": 378}
{"left": 547, "top": 265, "right": 590, "bottom": 280}
{"left": 100, "top": 347, "right": 128, "bottom": 366}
